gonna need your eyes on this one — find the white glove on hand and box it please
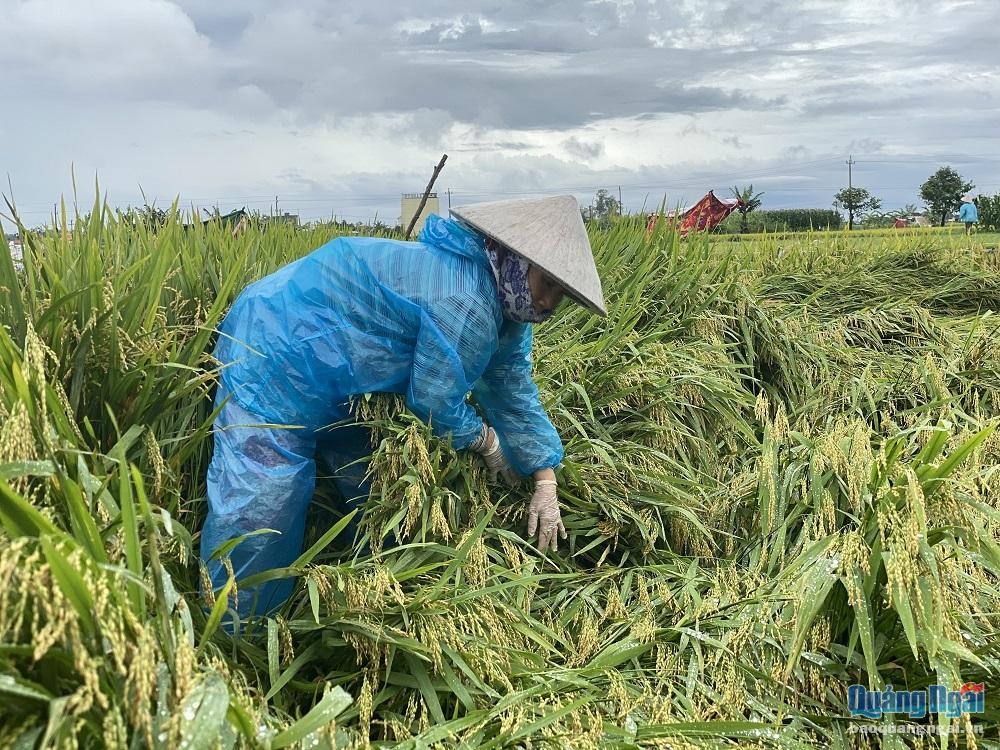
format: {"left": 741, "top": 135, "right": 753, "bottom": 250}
{"left": 527, "top": 479, "right": 566, "bottom": 552}
{"left": 469, "top": 425, "right": 519, "bottom": 485}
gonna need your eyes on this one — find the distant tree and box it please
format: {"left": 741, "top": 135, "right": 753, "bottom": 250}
{"left": 920, "top": 166, "right": 974, "bottom": 226}
{"left": 858, "top": 209, "right": 891, "bottom": 229}
{"left": 730, "top": 184, "right": 764, "bottom": 233}
{"left": 119, "top": 204, "right": 169, "bottom": 231}
{"left": 833, "top": 187, "right": 882, "bottom": 230}
{"left": 975, "top": 194, "right": 1000, "bottom": 232}
{"left": 588, "top": 189, "right": 621, "bottom": 225}
{"left": 861, "top": 203, "right": 923, "bottom": 229}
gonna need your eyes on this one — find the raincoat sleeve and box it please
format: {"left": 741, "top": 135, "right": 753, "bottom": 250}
{"left": 472, "top": 322, "right": 563, "bottom": 476}
{"left": 407, "top": 294, "right": 495, "bottom": 450}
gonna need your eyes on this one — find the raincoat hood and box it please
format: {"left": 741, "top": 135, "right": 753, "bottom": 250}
{"left": 450, "top": 195, "right": 607, "bottom": 317}
{"left": 418, "top": 213, "right": 492, "bottom": 266}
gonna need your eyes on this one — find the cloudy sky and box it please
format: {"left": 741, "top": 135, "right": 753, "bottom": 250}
{"left": 1, "top": 0, "right": 998, "bottom": 227}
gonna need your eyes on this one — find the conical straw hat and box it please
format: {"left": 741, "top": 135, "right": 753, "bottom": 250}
{"left": 451, "top": 195, "right": 606, "bottom": 316}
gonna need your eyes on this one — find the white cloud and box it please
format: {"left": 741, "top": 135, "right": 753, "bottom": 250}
{"left": 1, "top": 0, "right": 214, "bottom": 93}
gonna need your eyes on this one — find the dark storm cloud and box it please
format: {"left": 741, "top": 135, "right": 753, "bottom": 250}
{"left": 399, "top": 4, "right": 657, "bottom": 54}
{"left": 562, "top": 137, "right": 604, "bottom": 160}
{"left": 7, "top": 0, "right": 993, "bottom": 133}
{"left": 155, "top": 1, "right": 779, "bottom": 129}
{"left": 291, "top": 59, "right": 777, "bottom": 130}
{"left": 185, "top": 9, "right": 254, "bottom": 45}
{"left": 197, "top": 0, "right": 997, "bottom": 134}
{"left": 451, "top": 141, "right": 536, "bottom": 153}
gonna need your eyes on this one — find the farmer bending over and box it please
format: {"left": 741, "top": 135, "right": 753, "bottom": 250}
{"left": 201, "top": 196, "right": 606, "bottom": 616}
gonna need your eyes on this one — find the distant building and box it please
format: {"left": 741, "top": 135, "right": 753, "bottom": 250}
{"left": 7, "top": 236, "right": 23, "bottom": 270}
{"left": 202, "top": 207, "right": 248, "bottom": 227}
{"left": 401, "top": 193, "right": 440, "bottom": 235}
{"left": 7, "top": 235, "right": 23, "bottom": 262}
{"left": 270, "top": 211, "right": 300, "bottom": 227}
{"left": 182, "top": 208, "right": 251, "bottom": 237}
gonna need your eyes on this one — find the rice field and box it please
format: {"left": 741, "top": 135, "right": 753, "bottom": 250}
{"left": 1, "top": 197, "right": 1000, "bottom": 748}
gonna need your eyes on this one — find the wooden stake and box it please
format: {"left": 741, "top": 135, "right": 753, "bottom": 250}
{"left": 404, "top": 154, "right": 448, "bottom": 240}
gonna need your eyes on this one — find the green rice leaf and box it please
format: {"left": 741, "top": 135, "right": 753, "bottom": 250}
{"left": 270, "top": 686, "right": 352, "bottom": 749}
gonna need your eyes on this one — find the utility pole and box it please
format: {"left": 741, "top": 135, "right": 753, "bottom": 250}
{"left": 618, "top": 185, "right": 623, "bottom": 213}
{"left": 845, "top": 155, "right": 857, "bottom": 230}
{"left": 447, "top": 189, "right": 452, "bottom": 209}
{"left": 275, "top": 195, "right": 279, "bottom": 216}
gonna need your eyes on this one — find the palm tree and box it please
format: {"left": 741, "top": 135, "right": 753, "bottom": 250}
{"left": 731, "top": 185, "right": 764, "bottom": 233}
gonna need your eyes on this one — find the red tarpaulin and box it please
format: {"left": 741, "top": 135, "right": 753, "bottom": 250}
{"left": 646, "top": 190, "right": 742, "bottom": 236}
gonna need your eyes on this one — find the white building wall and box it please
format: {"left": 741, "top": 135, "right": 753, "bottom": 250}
{"left": 400, "top": 194, "right": 440, "bottom": 235}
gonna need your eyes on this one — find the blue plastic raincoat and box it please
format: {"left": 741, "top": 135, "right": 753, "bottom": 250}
{"left": 959, "top": 202, "right": 978, "bottom": 223}
{"left": 201, "top": 215, "right": 563, "bottom": 616}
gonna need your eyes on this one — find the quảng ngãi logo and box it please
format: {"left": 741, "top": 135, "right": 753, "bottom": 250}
{"left": 848, "top": 683, "right": 985, "bottom": 720}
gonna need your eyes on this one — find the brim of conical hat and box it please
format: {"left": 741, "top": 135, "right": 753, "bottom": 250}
{"left": 451, "top": 195, "right": 607, "bottom": 317}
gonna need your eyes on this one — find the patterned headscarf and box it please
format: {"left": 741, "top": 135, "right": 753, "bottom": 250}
{"left": 482, "top": 237, "right": 550, "bottom": 323}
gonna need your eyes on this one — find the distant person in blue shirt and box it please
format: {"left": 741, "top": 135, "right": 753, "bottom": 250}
{"left": 200, "top": 195, "right": 607, "bottom": 617}
{"left": 959, "top": 195, "right": 978, "bottom": 235}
